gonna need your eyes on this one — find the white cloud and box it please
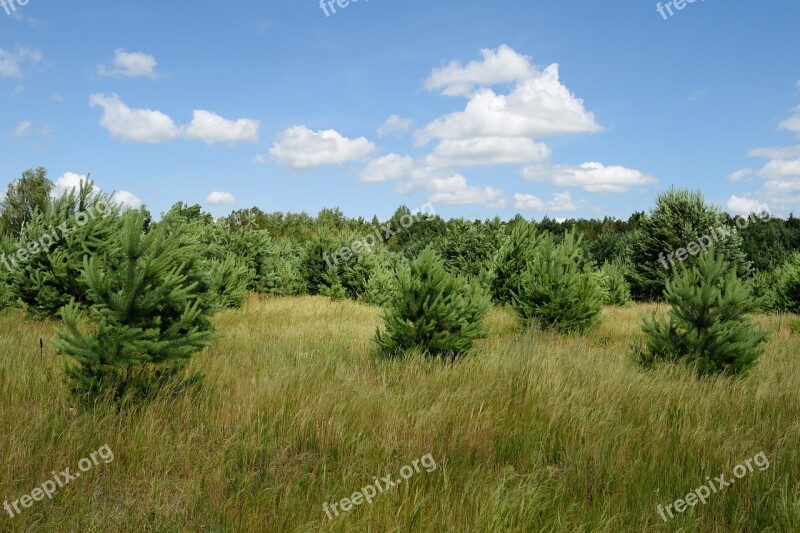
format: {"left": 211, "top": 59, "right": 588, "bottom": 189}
{"left": 268, "top": 126, "right": 376, "bottom": 170}
{"left": 390, "top": 165, "right": 507, "bottom": 208}
{"left": 252, "top": 154, "right": 267, "bottom": 164}
{"left": 50, "top": 173, "right": 100, "bottom": 198}
{"left": 514, "top": 191, "right": 582, "bottom": 212}
{"left": 727, "top": 168, "right": 752, "bottom": 182}
{"left": 90, "top": 93, "right": 180, "bottom": 143}
{"left": 429, "top": 185, "right": 506, "bottom": 208}
{"left": 111, "top": 190, "right": 143, "bottom": 209}
{"left": 726, "top": 195, "right": 770, "bottom": 216}
{"left": 424, "top": 44, "right": 537, "bottom": 97}
{"left": 748, "top": 145, "right": 800, "bottom": 159}
{"left": 425, "top": 137, "right": 550, "bottom": 167}
{"left": 377, "top": 115, "right": 413, "bottom": 138}
{"left": 205, "top": 191, "right": 236, "bottom": 205}
{"left": 757, "top": 159, "right": 800, "bottom": 179}
{"left": 779, "top": 106, "right": 800, "bottom": 136}
{"left": 184, "top": 110, "right": 260, "bottom": 144}
{"left": 0, "top": 46, "right": 42, "bottom": 78}
{"left": 89, "top": 93, "right": 259, "bottom": 145}
{"left": 522, "top": 162, "right": 657, "bottom": 193}
{"left": 98, "top": 49, "right": 158, "bottom": 79}
{"left": 360, "top": 153, "right": 415, "bottom": 182}
{"left": 9, "top": 120, "right": 31, "bottom": 138}
{"left": 416, "top": 50, "right": 601, "bottom": 145}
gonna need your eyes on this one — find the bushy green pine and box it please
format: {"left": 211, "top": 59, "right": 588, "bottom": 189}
{"left": 208, "top": 254, "right": 252, "bottom": 309}
{"left": 775, "top": 253, "right": 800, "bottom": 314}
{"left": 629, "top": 188, "right": 750, "bottom": 300}
{"left": 10, "top": 182, "right": 121, "bottom": 318}
{"left": 634, "top": 250, "right": 769, "bottom": 376}
{"left": 490, "top": 220, "right": 543, "bottom": 305}
{"left": 54, "top": 210, "right": 215, "bottom": 403}
{"left": 374, "top": 248, "right": 490, "bottom": 360}
{"left": 511, "top": 229, "right": 603, "bottom": 333}
{"left": 597, "top": 260, "right": 632, "bottom": 306}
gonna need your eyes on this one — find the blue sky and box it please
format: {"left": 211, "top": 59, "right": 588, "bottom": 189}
{"left": 1, "top": 0, "right": 799, "bottom": 221}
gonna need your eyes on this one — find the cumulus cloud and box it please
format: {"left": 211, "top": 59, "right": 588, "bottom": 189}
{"left": 779, "top": 106, "right": 800, "bottom": 136}
{"left": 377, "top": 115, "right": 414, "bottom": 138}
{"left": 90, "top": 93, "right": 180, "bottom": 143}
{"left": 727, "top": 168, "right": 753, "bottom": 182}
{"left": 424, "top": 44, "right": 537, "bottom": 97}
{"left": 513, "top": 191, "right": 583, "bottom": 212}
{"left": 0, "top": 46, "right": 42, "bottom": 78}
{"left": 416, "top": 46, "right": 601, "bottom": 146}
{"left": 205, "top": 191, "right": 236, "bottom": 205}
{"left": 522, "top": 162, "right": 657, "bottom": 193}
{"left": 726, "top": 195, "right": 770, "bottom": 216}
{"left": 98, "top": 49, "right": 158, "bottom": 79}
{"left": 184, "top": 110, "right": 260, "bottom": 144}
{"left": 748, "top": 145, "right": 800, "bottom": 159}
{"left": 425, "top": 137, "right": 550, "bottom": 167}
{"left": 360, "top": 153, "right": 415, "bottom": 182}
{"left": 89, "top": 93, "right": 259, "bottom": 145}
{"left": 111, "top": 190, "right": 143, "bottom": 209}
{"left": 50, "top": 173, "right": 100, "bottom": 198}
{"left": 268, "top": 126, "right": 376, "bottom": 170}
{"left": 9, "top": 120, "right": 31, "bottom": 138}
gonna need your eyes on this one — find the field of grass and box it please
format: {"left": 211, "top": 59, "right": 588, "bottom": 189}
{"left": 1, "top": 296, "right": 799, "bottom": 532}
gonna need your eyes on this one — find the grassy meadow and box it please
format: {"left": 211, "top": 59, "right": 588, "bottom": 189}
{"left": 1, "top": 296, "right": 799, "bottom": 532}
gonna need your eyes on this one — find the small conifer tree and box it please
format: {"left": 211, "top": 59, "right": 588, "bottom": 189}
{"left": 775, "top": 254, "right": 800, "bottom": 314}
{"left": 511, "top": 229, "right": 603, "bottom": 333}
{"left": 374, "top": 248, "right": 490, "bottom": 360}
{"left": 635, "top": 250, "right": 769, "bottom": 376}
{"left": 54, "top": 210, "right": 215, "bottom": 403}
{"left": 490, "top": 221, "right": 543, "bottom": 305}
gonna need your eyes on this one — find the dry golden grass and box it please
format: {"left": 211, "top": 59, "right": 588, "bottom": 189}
{"left": 1, "top": 296, "right": 799, "bottom": 532}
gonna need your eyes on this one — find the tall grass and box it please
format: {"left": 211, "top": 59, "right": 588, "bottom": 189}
{"left": 1, "top": 297, "right": 798, "bottom": 531}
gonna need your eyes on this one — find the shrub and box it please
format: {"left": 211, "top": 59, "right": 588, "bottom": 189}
{"left": 54, "top": 210, "right": 215, "bottom": 404}
{"left": 748, "top": 269, "right": 780, "bottom": 312}
{"left": 208, "top": 254, "right": 252, "bottom": 309}
{"left": 489, "top": 220, "right": 543, "bottom": 305}
{"left": 10, "top": 182, "right": 121, "bottom": 318}
{"left": 629, "top": 188, "right": 750, "bottom": 300}
{"left": 775, "top": 254, "right": 800, "bottom": 314}
{"left": 511, "top": 229, "right": 603, "bottom": 333}
{"left": 374, "top": 248, "right": 490, "bottom": 360}
{"left": 634, "top": 250, "right": 769, "bottom": 376}
{"left": 597, "top": 260, "right": 632, "bottom": 306}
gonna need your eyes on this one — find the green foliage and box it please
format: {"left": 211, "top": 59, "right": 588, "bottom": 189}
{"left": 629, "top": 188, "right": 750, "bottom": 300}
{"left": 511, "top": 229, "right": 603, "bottom": 333}
{"left": 435, "top": 218, "right": 497, "bottom": 279}
{"left": 490, "top": 220, "right": 543, "bottom": 305}
{"left": 790, "top": 320, "right": 800, "bottom": 335}
{"left": 748, "top": 269, "right": 780, "bottom": 312}
{"left": 208, "top": 254, "right": 252, "bottom": 309}
{"left": 775, "top": 254, "right": 800, "bottom": 314}
{"left": 362, "top": 250, "right": 405, "bottom": 308}
{"left": 635, "top": 250, "right": 769, "bottom": 376}
{"left": 9, "top": 182, "right": 121, "bottom": 318}
{"left": 0, "top": 167, "right": 54, "bottom": 239}
{"left": 597, "top": 260, "right": 632, "bottom": 306}
{"left": 374, "top": 248, "right": 490, "bottom": 360}
{"left": 54, "top": 210, "right": 215, "bottom": 404}
{"left": 299, "top": 231, "right": 340, "bottom": 295}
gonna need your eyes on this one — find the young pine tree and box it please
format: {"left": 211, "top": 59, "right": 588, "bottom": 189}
{"left": 774, "top": 253, "right": 800, "bottom": 314}
{"left": 597, "top": 259, "right": 632, "bottom": 306}
{"left": 54, "top": 211, "right": 216, "bottom": 403}
{"left": 511, "top": 229, "right": 603, "bottom": 333}
{"left": 490, "top": 220, "right": 543, "bottom": 305}
{"left": 374, "top": 248, "right": 490, "bottom": 360}
{"left": 634, "top": 250, "right": 769, "bottom": 376}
